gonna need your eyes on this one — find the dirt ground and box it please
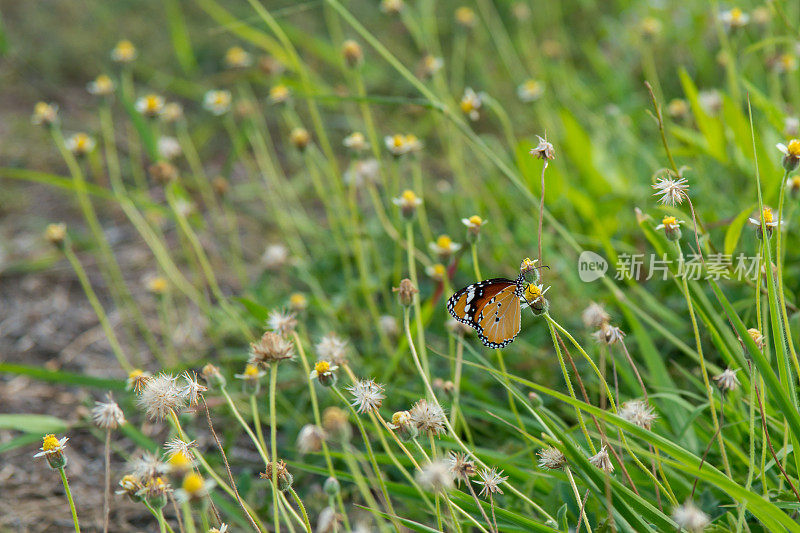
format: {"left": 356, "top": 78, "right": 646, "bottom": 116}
{"left": 0, "top": 181, "right": 173, "bottom": 532}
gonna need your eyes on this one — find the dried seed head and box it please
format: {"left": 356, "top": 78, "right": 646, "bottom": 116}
{"left": 141, "top": 476, "right": 170, "bottom": 509}
{"left": 180, "top": 371, "right": 207, "bottom": 406}
{"left": 582, "top": 302, "right": 610, "bottom": 329}
{"left": 201, "top": 363, "right": 226, "bottom": 388}
{"left": 158, "top": 138, "right": 181, "bottom": 163}
{"left": 296, "top": 424, "right": 326, "bottom": 454}
{"left": 92, "top": 395, "right": 126, "bottom": 430}
{"left": 416, "top": 460, "right": 454, "bottom": 493}
{"left": 267, "top": 310, "right": 298, "bottom": 336}
{"left": 747, "top": 327, "right": 765, "bottom": 348}
{"left": 671, "top": 500, "right": 710, "bottom": 533}
{"left": 619, "top": 400, "right": 657, "bottom": 430}
{"left": 130, "top": 451, "right": 170, "bottom": 482}
{"left": 126, "top": 369, "right": 152, "bottom": 393}
{"left": 347, "top": 379, "right": 385, "bottom": 414}
{"left": 148, "top": 161, "right": 178, "bottom": 184}
{"left": 713, "top": 368, "right": 740, "bottom": 394}
{"left": 379, "top": 315, "right": 400, "bottom": 337}
{"left": 249, "top": 331, "right": 295, "bottom": 366}
{"left": 322, "top": 406, "right": 350, "bottom": 440}
{"left": 537, "top": 447, "right": 567, "bottom": 470}
{"left": 447, "top": 452, "right": 476, "bottom": 485}
{"left": 137, "top": 373, "right": 187, "bottom": 420}
{"left": 409, "top": 399, "right": 447, "bottom": 436}
{"left": 652, "top": 173, "right": 689, "bottom": 206}
{"left": 592, "top": 323, "right": 626, "bottom": 345}
{"left": 475, "top": 467, "right": 507, "bottom": 498}
{"left": 530, "top": 135, "right": 555, "bottom": 160}
{"left": 588, "top": 445, "right": 614, "bottom": 473}
{"left": 316, "top": 333, "right": 349, "bottom": 365}
{"left": 393, "top": 278, "right": 418, "bottom": 307}
{"left": 260, "top": 460, "right": 294, "bottom": 491}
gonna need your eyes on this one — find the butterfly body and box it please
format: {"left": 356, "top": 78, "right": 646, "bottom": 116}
{"left": 447, "top": 274, "right": 526, "bottom": 348}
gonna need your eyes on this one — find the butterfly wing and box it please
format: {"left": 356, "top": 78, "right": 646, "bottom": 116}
{"left": 476, "top": 284, "right": 522, "bottom": 348}
{"left": 447, "top": 279, "right": 521, "bottom": 347}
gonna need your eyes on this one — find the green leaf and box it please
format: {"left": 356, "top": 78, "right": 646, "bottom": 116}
{"left": 724, "top": 204, "right": 757, "bottom": 256}
{"left": 164, "top": 0, "right": 198, "bottom": 75}
{"left": 0, "top": 414, "right": 68, "bottom": 434}
{"left": 0, "top": 363, "right": 126, "bottom": 390}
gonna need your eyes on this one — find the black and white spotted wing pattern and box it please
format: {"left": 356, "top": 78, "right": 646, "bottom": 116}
{"left": 447, "top": 276, "right": 524, "bottom": 348}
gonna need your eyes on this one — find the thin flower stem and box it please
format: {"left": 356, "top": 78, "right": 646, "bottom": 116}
{"left": 466, "top": 478, "right": 495, "bottom": 532}
{"left": 250, "top": 394, "right": 269, "bottom": 457}
{"left": 293, "top": 334, "right": 352, "bottom": 532}
{"left": 332, "top": 386, "right": 401, "bottom": 531}
{"left": 167, "top": 411, "right": 264, "bottom": 530}
{"left": 62, "top": 242, "right": 132, "bottom": 372}
{"left": 287, "top": 487, "right": 313, "bottom": 533}
{"left": 538, "top": 160, "right": 548, "bottom": 266}
{"left": 546, "top": 315, "right": 617, "bottom": 412}
{"left": 403, "top": 307, "right": 555, "bottom": 521}
{"left": 775, "top": 169, "right": 800, "bottom": 381}
{"left": 58, "top": 466, "right": 80, "bottom": 533}
{"left": 269, "top": 365, "right": 281, "bottom": 533}
{"left": 470, "top": 243, "right": 482, "bottom": 281}
{"left": 565, "top": 467, "right": 592, "bottom": 533}
{"left": 102, "top": 429, "right": 111, "bottom": 533}
{"left": 675, "top": 242, "right": 731, "bottom": 476}
{"left": 219, "top": 387, "right": 270, "bottom": 465}
{"left": 52, "top": 125, "right": 161, "bottom": 361}
{"left": 546, "top": 319, "right": 596, "bottom": 454}
{"left": 182, "top": 501, "right": 197, "bottom": 533}
{"left": 201, "top": 398, "right": 262, "bottom": 532}
{"left": 645, "top": 81, "right": 679, "bottom": 175}
{"left": 406, "top": 221, "right": 431, "bottom": 378}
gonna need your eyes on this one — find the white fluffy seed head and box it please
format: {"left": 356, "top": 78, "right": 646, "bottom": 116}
{"left": 92, "top": 396, "right": 126, "bottom": 430}
{"left": 137, "top": 373, "right": 187, "bottom": 420}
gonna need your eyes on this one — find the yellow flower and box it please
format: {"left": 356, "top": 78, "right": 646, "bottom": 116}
{"left": 667, "top": 98, "right": 689, "bottom": 118}
{"left": 32, "top": 102, "right": 58, "bottom": 126}
{"left": 460, "top": 88, "right": 482, "bottom": 121}
{"left": 183, "top": 473, "right": 203, "bottom": 493}
{"left": 640, "top": 17, "right": 662, "bottom": 37}
{"left": 289, "top": 292, "right": 308, "bottom": 311}
{"left": 461, "top": 215, "right": 488, "bottom": 236}
{"left": 455, "top": 6, "right": 477, "bottom": 28}
{"left": 126, "top": 369, "right": 152, "bottom": 393}
{"left": 520, "top": 257, "right": 538, "bottom": 273}
{"left": 517, "top": 79, "right": 544, "bottom": 102}
{"left": 426, "top": 263, "right": 447, "bottom": 281}
{"left": 225, "top": 46, "right": 252, "bottom": 68}
{"left": 342, "top": 40, "right": 363, "bottom": 68}
{"left": 429, "top": 235, "right": 462, "bottom": 258}
{"left": 315, "top": 361, "right": 331, "bottom": 374}
{"left": 135, "top": 94, "right": 165, "bottom": 117}
{"left": 203, "top": 90, "right": 232, "bottom": 116}
{"left": 290, "top": 128, "right": 311, "bottom": 150}
{"left": 87, "top": 74, "right": 115, "bottom": 96}
{"left": 66, "top": 133, "right": 95, "bottom": 157}
{"left": 45, "top": 223, "right": 67, "bottom": 246}
{"left": 111, "top": 40, "right": 137, "bottom": 62}
{"left": 147, "top": 276, "right": 168, "bottom": 295}
{"left": 380, "top": 0, "right": 403, "bottom": 14}
{"left": 269, "top": 84, "right": 290, "bottom": 104}
{"left": 343, "top": 131, "right": 368, "bottom": 151}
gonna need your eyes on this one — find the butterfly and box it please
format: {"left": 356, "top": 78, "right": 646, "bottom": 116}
{"left": 447, "top": 260, "right": 548, "bottom": 348}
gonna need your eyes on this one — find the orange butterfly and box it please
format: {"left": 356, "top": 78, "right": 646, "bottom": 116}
{"left": 447, "top": 259, "right": 548, "bottom": 348}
